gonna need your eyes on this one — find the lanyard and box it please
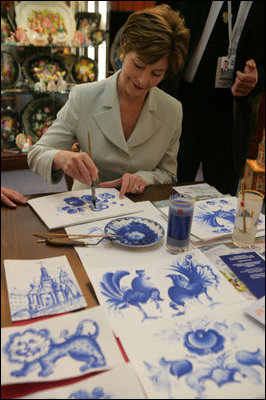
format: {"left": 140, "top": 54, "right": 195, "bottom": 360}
{"left": 227, "top": 1, "right": 253, "bottom": 57}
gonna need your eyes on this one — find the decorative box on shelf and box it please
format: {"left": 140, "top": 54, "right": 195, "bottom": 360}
{"left": 243, "top": 159, "right": 265, "bottom": 195}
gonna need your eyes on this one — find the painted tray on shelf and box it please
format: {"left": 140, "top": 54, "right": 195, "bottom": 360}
{"left": 22, "top": 53, "right": 68, "bottom": 84}
{"left": 1, "top": 106, "right": 22, "bottom": 150}
{"left": 71, "top": 56, "right": 98, "bottom": 84}
{"left": 1, "top": 51, "right": 20, "bottom": 89}
{"left": 21, "top": 96, "right": 64, "bottom": 144}
{"left": 104, "top": 217, "right": 165, "bottom": 247}
{"left": 15, "top": 1, "right": 75, "bottom": 46}
{"left": 75, "top": 12, "right": 101, "bottom": 43}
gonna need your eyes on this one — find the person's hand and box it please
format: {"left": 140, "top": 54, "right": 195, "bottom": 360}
{"left": 53, "top": 150, "right": 98, "bottom": 185}
{"left": 99, "top": 173, "right": 147, "bottom": 199}
{"left": 231, "top": 59, "right": 258, "bottom": 97}
{"left": 1, "top": 186, "right": 28, "bottom": 208}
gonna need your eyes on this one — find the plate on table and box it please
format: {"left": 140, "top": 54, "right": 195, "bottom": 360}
{"left": 21, "top": 96, "right": 64, "bottom": 144}
{"left": 104, "top": 217, "right": 165, "bottom": 247}
{"left": 1, "top": 51, "right": 20, "bottom": 89}
{"left": 15, "top": 1, "right": 75, "bottom": 46}
{"left": 22, "top": 53, "right": 68, "bottom": 84}
{"left": 71, "top": 56, "right": 98, "bottom": 84}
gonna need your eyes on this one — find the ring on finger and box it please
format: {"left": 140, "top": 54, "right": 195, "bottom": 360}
{"left": 133, "top": 185, "right": 139, "bottom": 192}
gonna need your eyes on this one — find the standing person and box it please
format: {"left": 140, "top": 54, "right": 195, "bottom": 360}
{"left": 27, "top": 5, "right": 190, "bottom": 199}
{"left": 156, "top": 1, "right": 264, "bottom": 195}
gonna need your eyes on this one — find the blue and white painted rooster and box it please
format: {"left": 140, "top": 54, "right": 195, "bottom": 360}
{"left": 100, "top": 270, "right": 163, "bottom": 321}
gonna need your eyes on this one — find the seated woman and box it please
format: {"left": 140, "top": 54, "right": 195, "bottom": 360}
{"left": 27, "top": 5, "right": 190, "bottom": 199}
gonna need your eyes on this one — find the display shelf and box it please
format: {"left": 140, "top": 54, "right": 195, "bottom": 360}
{"left": 1, "top": 151, "right": 28, "bottom": 171}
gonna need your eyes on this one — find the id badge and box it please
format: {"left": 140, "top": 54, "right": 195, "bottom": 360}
{"left": 215, "top": 55, "right": 235, "bottom": 88}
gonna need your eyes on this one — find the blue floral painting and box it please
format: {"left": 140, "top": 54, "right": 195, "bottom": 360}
{"left": 118, "top": 306, "right": 265, "bottom": 399}
{"left": 192, "top": 197, "right": 264, "bottom": 240}
{"left": 28, "top": 188, "right": 142, "bottom": 230}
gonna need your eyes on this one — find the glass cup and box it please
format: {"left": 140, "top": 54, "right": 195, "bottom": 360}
{"left": 232, "top": 189, "right": 264, "bottom": 248}
{"left": 166, "top": 194, "right": 195, "bottom": 253}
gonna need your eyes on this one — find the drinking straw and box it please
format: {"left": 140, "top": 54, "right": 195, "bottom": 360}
{"left": 241, "top": 180, "right": 247, "bottom": 233}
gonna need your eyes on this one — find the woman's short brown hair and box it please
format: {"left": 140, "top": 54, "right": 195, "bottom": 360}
{"left": 118, "top": 4, "right": 190, "bottom": 77}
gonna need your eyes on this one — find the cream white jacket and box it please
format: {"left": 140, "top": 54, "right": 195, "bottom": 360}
{"left": 27, "top": 70, "right": 182, "bottom": 190}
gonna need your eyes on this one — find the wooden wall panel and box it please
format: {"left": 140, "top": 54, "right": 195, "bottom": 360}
{"left": 111, "top": 1, "right": 155, "bottom": 11}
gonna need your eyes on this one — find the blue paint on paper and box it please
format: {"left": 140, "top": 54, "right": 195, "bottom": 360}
{"left": 9, "top": 261, "right": 85, "bottom": 321}
{"left": 184, "top": 328, "right": 225, "bottom": 355}
{"left": 68, "top": 387, "right": 112, "bottom": 399}
{"left": 57, "top": 193, "right": 124, "bottom": 215}
{"left": 167, "top": 254, "right": 219, "bottom": 315}
{"left": 3, "top": 319, "right": 106, "bottom": 378}
{"left": 100, "top": 270, "right": 163, "bottom": 321}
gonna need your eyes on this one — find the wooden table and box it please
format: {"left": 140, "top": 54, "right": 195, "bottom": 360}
{"left": 2, "top": 183, "right": 195, "bottom": 328}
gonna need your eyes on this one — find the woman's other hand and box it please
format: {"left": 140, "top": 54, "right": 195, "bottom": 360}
{"left": 99, "top": 173, "right": 147, "bottom": 199}
{"left": 53, "top": 150, "right": 98, "bottom": 185}
{"left": 1, "top": 187, "right": 28, "bottom": 208}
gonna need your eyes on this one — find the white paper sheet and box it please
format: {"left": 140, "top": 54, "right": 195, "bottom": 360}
{"left": 173, "top": 183, "right": 227, "bottom": 200}
{"left": 17, "top": 363, "right": 146, "bottom": 399}
{"left": 118, "top": 304, "right": 265, "bottom": 399}
{"left": 87, "top": 249, "right": 244, "bottom": 337}
{"left": 4, "top": 256, "right": 87, "bottom": 322}
{"left": 244, "top": 296, "right": 265, "bottom": 325}
{"left": 28, "top": 188, "right": 143, "bottom": 230}
{"left": 1, "top": 306, "right": 124, "bottom": 384}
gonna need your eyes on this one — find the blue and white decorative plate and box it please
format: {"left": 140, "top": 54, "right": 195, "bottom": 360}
{"left": 104, "top": 217, "right": 165, "bottom": 247}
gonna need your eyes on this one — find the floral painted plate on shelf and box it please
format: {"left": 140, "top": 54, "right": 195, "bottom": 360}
{"left": 104, "top": 217, "right": 165, "bottom": 247}
{"left": 15, "top": 1, "right": 75, "bottom": 46}
{"left": 91, "top": 29, "right": 105, "bottom": 46}
{"left": 1, "top": 107, "right": 21, "bottom": 149}
{"left": 21, "top": 96, "right": 64, "bottom": 144}
{"left": 1, "top": 51, "right": 20, "bottom": 89}
{"left": 75, "top": 12, "right": 101, "bottom": 44}
{"left": 71, "top": 56, "right": 98, "bottom": 84}
{"left": 22, "top": 53, "right": 68, "bottom": 84}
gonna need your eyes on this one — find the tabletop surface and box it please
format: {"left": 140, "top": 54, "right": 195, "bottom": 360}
{"left": 1, "top": 183, "right": 192, "bottom": 328}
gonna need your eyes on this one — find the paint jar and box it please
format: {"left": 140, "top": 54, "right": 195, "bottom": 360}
{"left": 232, "top": 189, "right": 264, "bottom": 248}
{"left": 166, "top": 194, "right": 195, "bottom": 253}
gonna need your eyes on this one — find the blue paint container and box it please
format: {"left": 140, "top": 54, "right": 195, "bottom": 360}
{"left": 166, "top": 194, "right": 195, "bottom": 253}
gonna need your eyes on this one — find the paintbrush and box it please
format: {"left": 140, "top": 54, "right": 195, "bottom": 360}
{"left": 34, "top": 233, "right": 118, "bottom": 239}
{"left": 87, "top": 131, "right": 97, "bottom": 208}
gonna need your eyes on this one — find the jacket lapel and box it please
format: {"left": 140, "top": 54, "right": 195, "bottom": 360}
{"left": 92, "top": 71, "right": 129, "bottom": 154}
{"left": 92, "top": 71, "right": 161, "bottom": 153}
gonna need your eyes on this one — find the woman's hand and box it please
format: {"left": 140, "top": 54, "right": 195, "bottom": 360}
{"left": 1, "top": 186, "right": 28, "bottom": 208}
{"left": 231, "top": 59, "right": 258, "bottom": 97}
{"left": 53, "top": 150, "right": 98, "bottom": 185}
{"left": 99, "top": 173, "right": 147, "bottom": 199}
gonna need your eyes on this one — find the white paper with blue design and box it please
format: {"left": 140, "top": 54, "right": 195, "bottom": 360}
{"left": 87, "top": 249, "right": 244, "bottom": 337}
{"left": 16, "top": 363, "right": 146, "bottom": 399}
{"left": 118, "top": 304, "right": 265, "bottom": 399}
{"left": 191, "top": 197, "right": 265, "bottom": 240}
{"left": 27, "top": 188, "right": 143, "bottom": 230}
{"left": 66, "top": 201, "right": 192, "bottom": 270}
{"left": 4, "top": 256, "right": 87, "bottom": 322}
{"left": 1, "top": 306, "right": 124, "bottom": 384}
